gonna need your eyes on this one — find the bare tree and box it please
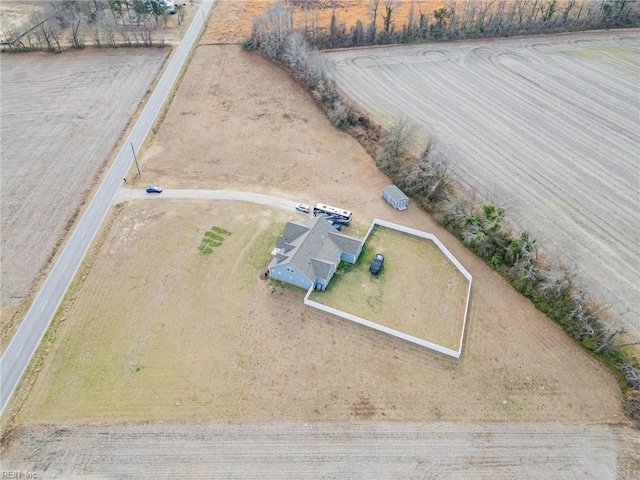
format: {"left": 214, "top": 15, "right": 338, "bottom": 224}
{"left": 119, "top": 24, "right": 132, "bottom": 46}
{"left": 405, "top": 0, "right": 416, "bottom": 38}
{"left": 65, "top": 1, "right": 85, "bottom": 48}
{"left": 0, "top": 21, "right": 20, "bottom": 49}
{"left": 368, "top": 0, "right": 381, "bottom": 40}
{"left": 176, "top": 3, "right": 185, "bottom": 25}
{"left": 103, "top": 20, "right": 117, "bottom": 46}
{"left": 405, "top": 137, "right": 453, "bottom": 203}
{"left": 562, "top": 0, "right": 577, "bottom": 23}
{"left": 351, "top": 20, "right": 365, "bottom": 46}
{"left": 619, "top": 363, "right": 640, "bottom": 390}
{"left": 535, "top": 260, "right": 574, "bottom": 302}
{"left": 329, "top": 6, "right": 338, "bottom": 45}
{"left": 246, "top": 2, "right": 294, "bottom": 58}
{"left": 30, "top": 11, "right": 60, "bottom": 51}
{"left": 566, "top": 290, "right": 607, "bottom": 338}
{"left": 140, "top": 23, "right": 153, "bottom": 46}
{"left": 447, "top": 0, "right": 458, "bottom": 37}
{"left": 541, "top": 0, "right": 558, "bottom": 22}
{"left": 93, "top": 26, "right": 102, "bottom": 47}
{"left": 417, "top": 6, "right": 429, "bottom": 37}
{"left": 382, "top": 0, "right": 399, "bottom": 32}
{"left": 375, "top": 118, "right": 416, "bottom": 178}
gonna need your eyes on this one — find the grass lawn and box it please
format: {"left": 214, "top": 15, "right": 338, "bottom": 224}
{"left": 309, "top": 225, "right": 470, "bottom": 350}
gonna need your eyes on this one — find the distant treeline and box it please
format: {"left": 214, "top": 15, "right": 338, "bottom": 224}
{"left": 0, "top": 0, "right": 186, "bottom": 52}
{"left": 277, "top": 0, "right": 640, "bottom": 49}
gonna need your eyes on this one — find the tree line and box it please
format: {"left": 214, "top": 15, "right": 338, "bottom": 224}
{"left": 296, "top": 0, "right": 639, "bottom": 49}
{"left": 0, "top": 0, "right": 186, "bottom": 52}
{"left": 244, "top": 1, "right": 640, "bottom": 422}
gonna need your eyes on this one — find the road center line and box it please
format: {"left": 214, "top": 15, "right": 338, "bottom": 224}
{"left": 15, "top": 345, "right": 23, "bottom": 359}
{"left": 62, "top": 262, "right": 69, "bottom": 273}
{"left": 81, "top": 230, "right": 87, "bottom": 239}
{"left": 40, "top": 300, "right": 48, "bottom": 312}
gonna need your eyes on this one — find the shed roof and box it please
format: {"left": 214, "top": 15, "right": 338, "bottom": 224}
{"left": 383, "top": 184, "right": 408, "bottom": 203}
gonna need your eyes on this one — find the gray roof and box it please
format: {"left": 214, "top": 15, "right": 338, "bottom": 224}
{"left": 383, "top": 184, "right": 408, "bottom": 203}
{"left": 270, "top": 216, "right": 362, "bottom": 283}
{"left": 276, "top": 222, "right": 310, "bottom": 249}
{"left": 327, "top": 231, "right": 361, "bottom": 256}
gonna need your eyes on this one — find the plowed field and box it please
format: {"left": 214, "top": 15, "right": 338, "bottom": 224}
{"left": 0, "top": 49, "right": 168, "bottom": 349}
{"left": 325, "top": 31, "right": 640, "bottom": 336}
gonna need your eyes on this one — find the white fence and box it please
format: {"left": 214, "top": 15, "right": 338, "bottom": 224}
{"left": 304, "top": 218, "right": 472, "bottom": 358}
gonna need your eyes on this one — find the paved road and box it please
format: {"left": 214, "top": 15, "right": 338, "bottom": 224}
{"left": 114, "top": 188, "right": 300, "bottom": 211}
{"left": 0, "top": 0, "right": 216, "bottom": 415}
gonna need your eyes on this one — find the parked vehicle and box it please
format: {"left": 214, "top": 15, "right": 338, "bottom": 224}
{"left": 296, "top": 203, "right": 311, "bottom": 213}
{"left": 313, "top": 203, "right": 352, "bottom": 224}
{"left": 146, "top": 186, "right": 163, "bottom": 193}
{"left": 370, "top": 253, "right": 384, "bottom": 274}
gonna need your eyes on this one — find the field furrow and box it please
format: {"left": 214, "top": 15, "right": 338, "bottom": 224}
{"left": 325, "top": 31, "right": 640, "bottom": 335}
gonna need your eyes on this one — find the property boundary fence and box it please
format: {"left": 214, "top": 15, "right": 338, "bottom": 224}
{"left": 304, "top": 218, "right": 472, "bottom": 358}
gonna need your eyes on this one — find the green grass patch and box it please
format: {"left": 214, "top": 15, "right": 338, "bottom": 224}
{"left": 199, "top": 226, "right": 231, "bottom": 255}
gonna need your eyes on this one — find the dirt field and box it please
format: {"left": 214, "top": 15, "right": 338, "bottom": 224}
{"left": 309, "top": 225, "right": 470, "bottom": 350}
{"left": 0, "top": 48, "right": 168, "bottom": 349}
{"left": 2, "top": 423, "right": 638, "bottom": 479}
{"left": 15, "top": 43, "right": 624, "bottom": 427}
{"left": 324, "top": 31, "right": 640, "bottom": 337}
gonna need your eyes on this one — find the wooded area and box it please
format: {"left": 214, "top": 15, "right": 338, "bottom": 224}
{"left": 1, "top": 0, "right": 187, "bottom": 51}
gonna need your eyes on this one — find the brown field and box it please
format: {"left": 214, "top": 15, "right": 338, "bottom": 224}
{"left": 2, "top": 423, "right": 639, "bottom": 479}
{"left": 202, "top": 0, "right": 448, "bottom": 44}
{"left": 325, "top": 31, "right": 640, "bottom": 337}
{"left": 0, "top": 48, "right": 168, "bottom": 351}
{"left": 16, "top": 42, "right": 624, "bottom": 426}
{"left": 309, "top": 225, "right": 470, "bottom": 350}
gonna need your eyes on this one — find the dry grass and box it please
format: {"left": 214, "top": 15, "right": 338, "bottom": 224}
{"left": 202, "top": 0, "right": 448, "bottom": 44}
{"left": 21, "top": 201, "right": 285, "bottom": 423}
{"left": 20, "top": 198, "right": 624, "bottom": 425}
{"left": 15, "top": 43, "right": 626, "bottom": 426}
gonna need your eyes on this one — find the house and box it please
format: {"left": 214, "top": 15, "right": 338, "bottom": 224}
{"left": 382, "top": 185, "right": 409, "bottom": 210}
{"left": 268, "top": 216, "right": 363, "bottom": 291}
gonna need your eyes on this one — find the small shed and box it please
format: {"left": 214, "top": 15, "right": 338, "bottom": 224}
{"left": 382, "top": 185, "right": 409, "bottom": 210}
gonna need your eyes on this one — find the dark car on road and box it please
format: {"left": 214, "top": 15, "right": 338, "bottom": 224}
{"left": 370, "top": 253, "right": 384, "bottom": 274}
{"left": 146, "top": 186, "right": 163, "bottom": 193}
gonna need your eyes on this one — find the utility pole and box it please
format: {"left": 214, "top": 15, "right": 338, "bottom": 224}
{"left": 131, "top": 142, "right": 141, "bottom": 176}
